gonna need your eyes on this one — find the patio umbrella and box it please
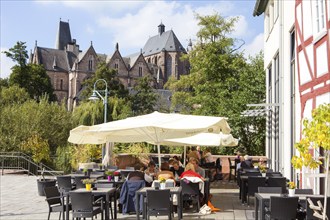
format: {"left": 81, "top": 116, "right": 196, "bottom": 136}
{"left": 149, "top": 132, "right": 239, "bottom": 166}
{"left": 68, "top": 111, "right": 231, "bottom": 166}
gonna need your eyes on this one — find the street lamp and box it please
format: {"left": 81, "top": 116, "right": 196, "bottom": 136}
{"left": 89, "top": 79, "right": 108, "bottom": 163}
{"left": 88, "top": 79, "right": 108, "bottom": 123}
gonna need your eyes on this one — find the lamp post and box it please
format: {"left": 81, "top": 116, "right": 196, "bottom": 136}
{"left": 89, "top": 79, "right": 108, "bottom": 123}
{"left": 89, "top": 79, "right": 108, "bottom": 161}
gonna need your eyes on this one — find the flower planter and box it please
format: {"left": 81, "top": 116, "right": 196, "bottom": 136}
{"left": 37, "top": 179, "right": 56, "bottom": 196}
{"left": 160, "top": 182, "right": 166, "bottom": 190}
{"left": 114, "top": 176, "right": 119, "bottom": 182}
{"left": 261, "top": 173, "right": 266, "bottom": 177}
{"left": 85, "top": 183, "right": 92, "bottom": 191}
{"left": 107, "top": 176, "right": 112, "bottom": 181}
{"left": 288, "top": 189, "right": 295, "bottom": 196}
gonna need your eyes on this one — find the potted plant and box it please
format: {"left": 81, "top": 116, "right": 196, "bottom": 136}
{"left": 259, "top": 165, "right": 267, "bottom": 177}
{"left": 113, "top": 171, "right": 120, "bottom": 182}
{"left": 105, "top": 171, "right": 113, "bottom": 182}
{"left": 82, "top": 178, "right": 95, "bottom": 191}
{"left": 253, "top": 163, "right": 259, "bottom": 169}
{"left": 287, "top": 181, "right": 296, "bottom": 196}
{"left": 291, "top": 104, "right": 330, "bottom": 219}
{"left": 159, "top": 177, "right": 166, "bottom": 189}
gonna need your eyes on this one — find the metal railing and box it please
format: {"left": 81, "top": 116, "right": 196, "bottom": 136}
{"left": 0, "top": 152, "right": 63, "bottom": 176}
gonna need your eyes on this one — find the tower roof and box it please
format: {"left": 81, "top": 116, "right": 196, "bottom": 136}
{"left": 142, "top": 30, "right": 186, "bottom": 57}
{"left": 55, "top": 21, "right": 72, "bottom": 50}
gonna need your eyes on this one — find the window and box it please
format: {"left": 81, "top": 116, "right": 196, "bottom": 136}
{"left": 313, "top": 0, "right": 326, "bottom": 35}
{"left": 60, "top": 79, "right": 63, "bottom": 90}
{"left": 139, "top": 66, "right": 143, "bottom": 77}
{"left": 267, "top": 64, "right": 272, "bottom": 166}
{"left": 166, "top": 55, "right": 172, "bottom": 78}
{"left": 274, "top": 0, "right": 279, "bottom": 21}
{"left": 265, "top": 10, "right": 270, "bottom": 36}
{"left": 114, "top": 59, "right": 119, "bottom": 71}
{"left": 274, "top": 54, "right": 280, "bottom": 171}
{"left": 290, "top": 30, "right": 296, "bottom": 180}
{"left": 88, "top": 55, "right": 94, "bottom": 71}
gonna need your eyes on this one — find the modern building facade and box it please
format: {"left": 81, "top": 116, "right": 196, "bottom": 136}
{"left": 254, "top": 0, "right": 330, "bottom": 193}
{"left": 30, "top": 20, "right": 189, "bottom": 110}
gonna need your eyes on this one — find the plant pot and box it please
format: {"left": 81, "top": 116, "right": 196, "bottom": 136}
{"left": 288, "top": 189, "right": 295, "bottom": 196}
{"left": 37, "top": 179, "right": 56, "bottom": 196}
{"left": 114, "top": 176, "right": 119, "bottom": 182}
{"left": 107, "top": 176, "right": 112, "bottom": 182}
{"left": 261, "top": 173, "right": 266, "bottom": 177}
{"left": 86, "top": 183, "right": 92, "bottom": 191}
{"left": 160, "top": 182, "right": 166, "bottom": 190}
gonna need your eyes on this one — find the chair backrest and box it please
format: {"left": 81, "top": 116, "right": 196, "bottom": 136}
{"left": 146, "top": 189, "right": 171, "bottom": 210}
{"left": 44, "top": 186, "right": 62, "bottom": 206}
{"left": 57, "top": 176, "right": 72, "bottom": 191}
{"left": 294, "top": 188, "right": 314, "bottom": 195}
{"left": 74, "top": 176, "right": 86, "bottom": 189}
{"left": 258, "top": 187, "right": 282, "bottom": 193}
{"left": 228, "top": 158, "right": 235, "bottom": 168}
{"left": 266, "top": 172, "right": 282, "bottom": 177}
{"left": 247, "top": 176, "right": 266, "bottom": 196}
{"left": 165, "top": 179, "right": 175, "bottom": 187}
{"left": 70, "top": 191, "right": 93, "bottom": 212}
{"left": 180, "top": 179, "right": 199, "bottom": 196}
{"left": 267, "top": 177, "right": 287, "bottom": 193}
{"left": 306, "top": 196, "right": 330, "bottom": 220}
{"left": 95, "top": 183, "right": 114, "bottom": 188}
{"left": 270, "top": 196, "right": 299, "bottom": 219}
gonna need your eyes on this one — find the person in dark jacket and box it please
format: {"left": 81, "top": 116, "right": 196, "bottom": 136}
{"left": 240, "top": 155, "right": 253, "bottom": 169}
{"left": 170, "top": 160, "right": 184, "bottom": 178}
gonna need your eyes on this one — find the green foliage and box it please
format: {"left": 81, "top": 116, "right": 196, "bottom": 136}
{"left": 291, "top": 103, "right": 330, "bottom": 169}
{"left": 0, "top": 97, "right": 72, "bottom": 153}
{"left": 2, "top": 41, "right": 28, "bottom": 67}
{"left": 166, "top": 13, "right": 265, "bottom": 155}
{"left": 0, "top": 85, "right": 30, "bottom": 106}
{"left": 131, "top": 75, "right": 159, "bottom": 115}
{"left": 70, "top": 144, "right": 101, "bottom": 170}
{"left": 54, "top": 145, "right": 73, "bottom": 173}
{"left": 20, "top": 133, "right": 51, "bottom": 163}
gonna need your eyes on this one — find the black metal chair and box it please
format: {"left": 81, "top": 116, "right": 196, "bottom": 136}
{"left": 294, "top": 188, "right": 314, "bottom": 194}
{"left": 266, "top": 177, "right": 287, "bottom": 194}
{"left": 266, "top": 172, "right": 282, "bottom": 177}
{"left": 265, "top": 196, "right": 299, "bottom": 220}
{"left": 180, "top": 179, "right": 200, "bottom": 212}
{"left": 258, "top": 187, "right": 282, "bottom": 193}
{"left": 74, "top": 176, "right": 86, "bottom": 189}
{"left": 146, "top": 189, "right": 172, "bottom": 220}
{"left": 228, "top": 158, "right": 236, "bottom": 181}
{"left": 95, "top": 183, "right": 115, "bottom": 219}
{"left": 70, "top": 191, "right": 104, "bottom": 220}
{"left": 57, "top": 176, "right": 75, "bottom": 193}
{"left": 44, "top": 186, "right": 71, "bottom": 220}
{"left": 247, "top": 176, "right": 266, "bottom": 205}
{"left": 306, "top": 196, "right": 330, "bottom": 220}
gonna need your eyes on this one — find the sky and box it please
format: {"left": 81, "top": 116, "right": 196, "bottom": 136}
{"left": 0, "top": 0, "right": 264, "bottom": 79}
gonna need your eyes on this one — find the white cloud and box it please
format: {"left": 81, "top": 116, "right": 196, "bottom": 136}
{"left": 86, "top": 25, "right": 94, "bottom": 35}
{"left": 0, "top": 48, "right": 15, "bottom": 79}
{"left": 242, "top": 33, "right": 264, "bottom": 58}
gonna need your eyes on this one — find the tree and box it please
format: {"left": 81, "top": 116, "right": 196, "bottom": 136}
{"left": 81, "top": 61, "right": 129, "bottom": 100}
{"left": 0, "top": 85, "right": 30, "bottom": 106}
{"left": 4, "top": 42, "right": 56, "bottom": 101}
{"left": 166, "top": 13, "right": 265, "bottom": 155}
{"left": 131, "top": 75, "right": 159, "bottom": 115}
{"left": 291, "top": 103, "right": 330, "bottom": 219}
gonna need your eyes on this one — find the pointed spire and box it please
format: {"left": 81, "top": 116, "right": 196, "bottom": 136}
{"left": 35, "top": 40, "right": 37, "bottom": 47}
{"left": 91, "top": 41, "right": 93, "bottom": 46}
{"left": 55, "top": 20, "right": 72, "bottom": 50}
{"left": 158, "top": 21, "right": 165, "bottom": 35}
{"left": 115, "top": 42, "right": 119, "bottom": 51}
{"left": 140, "top": 48, "right": 142, "bottom": 54}
{"left": 53, "top": 56, "right": 57, "bottom": 68}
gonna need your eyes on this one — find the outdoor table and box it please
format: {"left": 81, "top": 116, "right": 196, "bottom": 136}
{"left": 135, "top": 186, "right": 183, "bottom": 220}
{"left": 254, "top": 193, "right": 322, "bottom": 220}
{"left": 66, "top": 187, "right": 117, "bottom": 220}
{"left": 67, "top": 173, "right": 104, "bottom": 179}
{"left": 96, "top": 179, "right": 125, "bottom": 187}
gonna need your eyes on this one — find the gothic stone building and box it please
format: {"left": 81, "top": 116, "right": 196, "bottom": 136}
{"left": 30, "top": 21, "right": 189, "bottom": 110}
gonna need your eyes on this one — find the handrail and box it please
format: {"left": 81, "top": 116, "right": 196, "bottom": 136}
{"left": 0, "top": 151, "right": 63, "bottom": 176}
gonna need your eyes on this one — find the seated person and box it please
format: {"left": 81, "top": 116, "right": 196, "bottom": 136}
{"left": 240, "top": 155, "right": 253, "bottom": 169}
{"left": 157, "top": 162, "right": 175, "bottom": 182}
{"left": 127, "top": 164, "right": 153, "bottom": 184}
{"left": 173, "top": 155, "right": 183, "bottom": 167}
{"left": 144, "top": 161, "right": 158, "bottom": 178}
{"left": 170, "top": 160, "right": 184, "bottom": 179}
{"left": 180, "top": 163, "right": 205, "bottom": 181}
{"left": 189, "top": 157, "right": 205, "bottom": 178}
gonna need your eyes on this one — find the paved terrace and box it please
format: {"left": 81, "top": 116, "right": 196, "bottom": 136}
{"left": 0, "top": 175, "right": 254, "bottom": 220}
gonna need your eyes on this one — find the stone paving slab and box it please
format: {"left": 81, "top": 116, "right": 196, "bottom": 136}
{"left": 0, "top": 175, "right": 254, "bottom": 220}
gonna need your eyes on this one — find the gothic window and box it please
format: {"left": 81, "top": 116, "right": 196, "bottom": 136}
{"left": 166, "top": 55, "right": 172, "bottom": 77}
{"left": 154, "top": 56, "right": 158, "bottom": 65}
{"left": 114, "top": 59, "right": 119, "bottom": 72}
{"left": 139, "top": 63, "right": 143, "bottom": 77}
{"left": 88, "top": 55, "right": 94, "bottom": 71}
{"left": 60, "top": 79, "right": 63, "bottom": 90}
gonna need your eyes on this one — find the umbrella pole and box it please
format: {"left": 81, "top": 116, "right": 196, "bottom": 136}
{"left": 184, "top": 146, "right": 187, "bottom": 167}
{"left": 157, "top": 144, "right": 161, "bottom": 169}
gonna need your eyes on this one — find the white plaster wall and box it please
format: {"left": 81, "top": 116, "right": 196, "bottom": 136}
{"left": 316, "top": 42, "right": 328, "bottom": 76}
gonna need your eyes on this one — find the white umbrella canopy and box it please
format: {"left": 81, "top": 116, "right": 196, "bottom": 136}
{"left": 68, "top": 111, "right": 232, "bottom": 166}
